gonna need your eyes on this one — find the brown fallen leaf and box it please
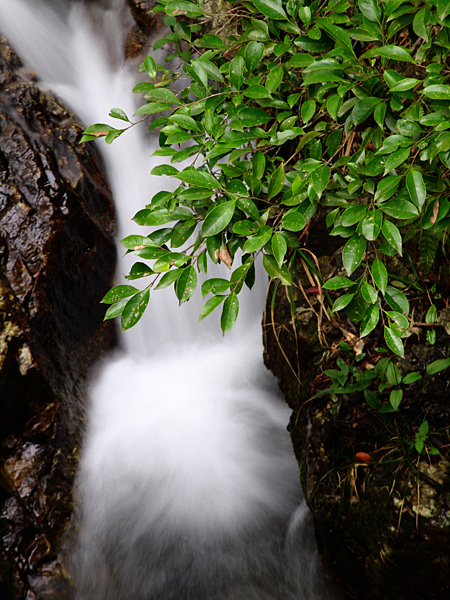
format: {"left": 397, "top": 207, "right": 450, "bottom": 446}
{"left": 430, "top": 199, "right": 439, "bottom": 224}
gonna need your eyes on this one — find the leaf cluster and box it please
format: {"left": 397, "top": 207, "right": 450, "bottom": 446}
{"left": 85, "top": 0, "right": 450, "bottom": 386}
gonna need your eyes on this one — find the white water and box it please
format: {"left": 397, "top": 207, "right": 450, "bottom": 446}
{"left": 0, "top": 1, "right": 334, "bottom": 598}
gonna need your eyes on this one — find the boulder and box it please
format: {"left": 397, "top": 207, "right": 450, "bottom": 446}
{"left": 0, "top": 37, "right": 117, "bottom": 599}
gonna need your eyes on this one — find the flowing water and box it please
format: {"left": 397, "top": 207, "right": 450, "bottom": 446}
{"left": 0, "top": 1, "right": 335, "bottom": 598}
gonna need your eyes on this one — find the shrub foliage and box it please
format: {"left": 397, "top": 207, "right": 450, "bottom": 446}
{"left": 84, "top": 0, "right": 450, "bottom": 412}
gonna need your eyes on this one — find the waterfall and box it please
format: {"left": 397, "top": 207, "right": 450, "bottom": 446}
{"left": 0, "top": 1, "right": 334, "bottom": 598}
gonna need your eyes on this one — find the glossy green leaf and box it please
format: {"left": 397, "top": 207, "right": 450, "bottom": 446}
{"left": 121, "top": 289, "right": 150, "bottom": 331}
{"left": 352, "top": 97, "right": 381, "bottom": 125}
{"left": 423, "top": 85, "right": 450, "bottom": 100}
{"left": 406, "top": 168, "right": 426, "bottom": 210}
{"left": 323, "top": 276, "right": 355, "bottom": 290}
{"left": 361, "top": 210, "right": 383, "bottom": 241}
{"left": 385, "top": 285, "right": 409, "bottom": 314}
{"left": 341, "top": 205, "right": 368, "bottom": 227}
{"left": 371, "top": 258, "right": 387, "bottom": 294}
{"left": 281, "top": 210, "right": 306, "bottom": 232}
{"left": 175, "top": 168, "right": 221, "bottom": 189}
{"left": 201, "top": 278, "right": 230, "bottom": 297}
{"left": 243, "top": 226, "right": 273, "bottom": 254}
{"left": 311, "top": 165, "right": 330, "bottom": 199}
{"left": 198, "top": 294, "right": 225, "bottom": 322}
{"left": 374, "top": 175, "right": 402, "bottom": 204}
{"left": 202, "top": 201, "right": 236, "bottom": 237}
{"left": 253, "top": 150, "right": 266, "bottom": 179}
{"left": 245, "top": 41, "right": 264, "bottom": 74}
{"left": 361, "top": 282, "right": 378, "bottom": 303}
{"left": 381, "top": 220, "right": 402, "bottom": 255}
{"left": 230, "top": 55, "right": 244, "bottom": 90}
{"left": 358, "top": 0, "right": 381, "bottom": 22}
{"left": 362, "top": 45, "right": 414, "bottom": 63}
{"left": 239, "top": 107, "right": 271, "bottom": 127}
{"left": 360, "top": 304, "right": 379, "bottom": 337}
{"left": 263, "top": 254, "right": 292, "bottom": 286}
{"left": 332, "top": 293, "right": 355, "bottom": 312}
{"left": 102, "top": 285, "right": 139, "bottom": 304}
{"left": 381, "top": 198, "right": 419, "bottom": 220}
{"left": 301, "top": 99, "right": 316, "bottom": 123}
{"left": 267, "top": 163, "right": 285, "bottom": 199}
{"left": 176, "top": 266, "right": 197, "bottom": 304}
{"left": 221, "top": 292, "right": 239, "bottom": 334}
{"left": 154, "top": 268, "right": 183, "bottom": 290}
{"left": 384, "top": 326, "right": 404, "bottom": 357}
{"left": 384, "top": 147, "right": 410, "bottom": 173}
{"left": 266, "top": 66, "right": 283, "bottom": 92}
{"left": 252, "top": 0, "right": 288, "bottom": 20}
{"left": 342, "top": 235, "right": 366, "bottom": 276}
{"left": 104, "top": 298, "right": 128, "bottom": 321}
{"left": 272, "top": 232, "right": 287, "bottom": 267}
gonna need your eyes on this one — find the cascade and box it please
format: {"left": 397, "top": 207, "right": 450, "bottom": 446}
{"left": 0, "top": 1, "right": 335, "bottom": 598}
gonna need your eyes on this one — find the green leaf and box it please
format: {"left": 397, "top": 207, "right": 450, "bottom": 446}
{"left": 358, "top": 0, "right": 381, "bottom": 22}
{"left": 342, "top": 235, "right": 366, "bottom": 276}
{"left": 341, "top": 205, "right": 368, "bottom": 227}
{"left": 405, "top": 169, "right": 426, "bottom": 210}
{"left": 301, "top": 99, "right": 316, "bottom": 123}
{"left": 175, "top": 168, "right": 221, "bottom": 189}
{"left": 104, "top": 298, "right": 128, "bottom": 321}
{"left": 384, "top": 326, "right": 404, "bottom": 357}
{"left": 402, "top": 372, "right": 422, "bottom": 385}
{"left": 252, "top": 0, "right": 288, "bottom": 20}
{"left": 267, "top": 163, "right": 285, "bottom": 199}
{"left": 386, "top": 361, "right": 402, "bottom": 385}
{"left": 374, "top": 175, "right": 402, "bottom": 203}
{"left": 384, "top": 147, "right": 410, "bottom": 173}
{"left": 198, "top": 295, "right": 225, "bottom": 322}
{"left": 243, "top": 84, "right": 272, "bottom": 99}
{"left": 426, "top": 358, "right": 450, "bottom": 374}
{"left": 381, "top": 198, "right": 419, "bottom": 220}
{"left": 121, "top": 289, "right": 150, "bottom": 331}
{"left": 245, "top": 41, "right": 264, "bottom": 74}
{"left": 437, "top": 0, "right": 450, "bottom": 22}
{"left": 266, "top": 66, "right": 283, "bottom": 92}
{"left": 101, "top": 285, "right": 139, "bottom": 304}
{"left": 253, "top": 150, "right": 266, "bottom": 179}
{"left": 230, "top": 56, "right": 244, "bottom": 90}
{"left": 243, "top": 226, "right": 273, "bottom": 254}
{"left": 361, "top": 210, "right": 383, "bottom": 241}
{"left": 381, "top": 220, "right": 402, "bottom": 255}
{"left": 420, "top": 232, "right": 438, "bottom": 275}
{"left": 362, "top": 45, "right": 414, "bottom": 63}
{"left": 389, "top": 388, "right": 403, "bottom": 411}
{"left": 352, "top": 97, "right": 381, "bottom": 125}
{"left": 262, "top": 254, "right": 292, "bottom": 286}
{"left": 272, "top": 232, "right": 287, "bottom": 267}
{"left": 153, "top": 252, "right": 189, "bottom": 273}
{"left": 109, "top": 108, "right": 130, "bottom": 122}
{"left": 389, "top": 78, "right": 421, "bottom": 92}
{"left": 423, "top": 85, "right": 450, "bottom": 100}
{"left": 165, "top": 0, "right": 204, "bottom": 18}
{"left": 201, "top": 278, "right": 230, "bottom": 297}
{"left": 126, "top": 262, "right": 154, "bottom": 280}
{"left": 385, "top": 285, "right": 409, "bottom": 314}
{"left": 371, "top": 258, "right": 387, "bottom": 294}
{"left": 142, "top": 87, "right": 181, "bottom": 105}
{"left": 154, "top": 268, "right": 183, "bottom": 290}
{"left": 360, "top": 303, "right": 380, "bottom": 337}
{"left": 323, "top": 276, "right": 355, "bottom": 290}
{"left": 239, "top": 107, "right": 271, "bottom": 127}
{"left": 176, "top": 266, "right": 197, "bottom": 304}
{"left": 332, "top": 293, "right": 355, "bottom": 312}
{"left": 202, "top": 201, "right": 236, "bottom": 237}
{"left": 281, "top": 210, "right": 306, "bottom": 232}
{"left": 311, "top": 165, "right": 330, "bottom": 199}
{"left": 426, "top": 304, "right": 438, "bottom": 325}
{"left": 361, "top": 282, "right": 378, "bottom": 303}
{"left": 221, "top": 292, "right": 239, "bottom": 334}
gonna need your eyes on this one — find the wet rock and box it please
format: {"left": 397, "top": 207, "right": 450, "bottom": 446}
{"left": 264, "top": 241, "right": 450, "bottom": 600}
{"left": 125, "top": 0, "right": 164, "bottom": 58}
{"left": 0, "top": 37, "right": 117, "bottom": 598}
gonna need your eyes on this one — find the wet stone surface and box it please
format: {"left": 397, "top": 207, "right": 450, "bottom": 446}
{"left": 0, "top": 37, "right": 117, "bottom": 599}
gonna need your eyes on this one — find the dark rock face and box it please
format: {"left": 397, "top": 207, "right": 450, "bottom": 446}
{"left": 125, "top": 0, "right": 164, "bottom": 58}
{"left": 263, "top": 246, "right": 450, "bottom": 600}
{"left": 0, "top": 38, "right": 117, "bottom": 599}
